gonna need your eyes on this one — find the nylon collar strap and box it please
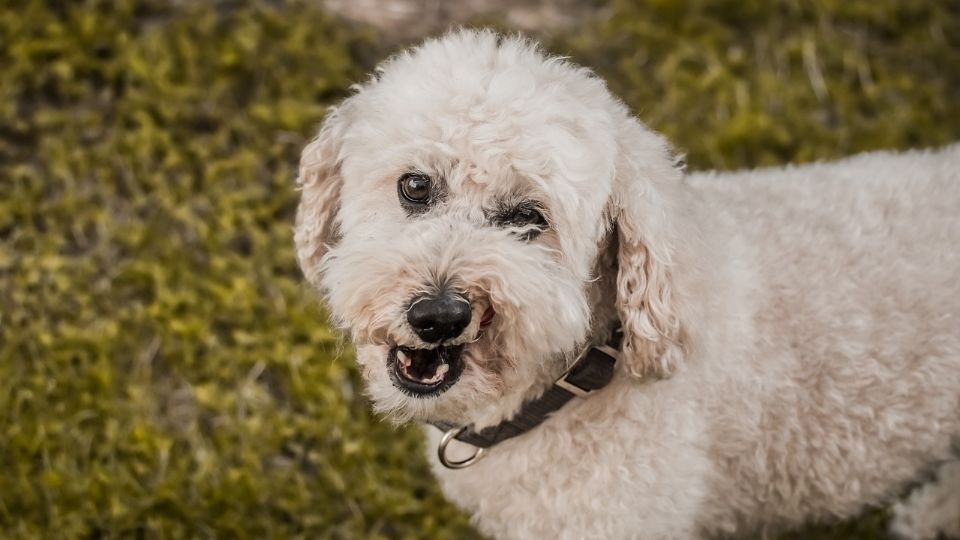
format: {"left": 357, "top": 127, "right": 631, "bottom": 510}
{"left": 430, "top": 328, "right": 622, "bottom": 469}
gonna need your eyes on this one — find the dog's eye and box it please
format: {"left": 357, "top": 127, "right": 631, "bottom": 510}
{"left": 490, "top": 202, "right": 548, "bottom": 241}
{"left": 398, "top": 173, "right": 432, "bottom": 205}
{"left": 513, "top": 207, "right": 547, "bottom": 227}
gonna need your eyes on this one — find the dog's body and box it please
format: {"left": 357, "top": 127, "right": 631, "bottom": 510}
{"left": 428, "top": 147, "right": 960, "bottom": 539}
{"left": 294, "top": 30, "right": 960, "bottom": 539}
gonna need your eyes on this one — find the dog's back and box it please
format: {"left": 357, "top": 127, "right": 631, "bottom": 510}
{"left": 687, "top": 145, "right": 960, "bottom": 533}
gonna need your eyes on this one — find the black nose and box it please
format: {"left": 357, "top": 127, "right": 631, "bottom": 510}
{"left": 406, "top": 292, "right": 472, "bottom": 343}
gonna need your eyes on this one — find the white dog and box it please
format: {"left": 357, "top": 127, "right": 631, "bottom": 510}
{"left": 294, "top": 30, "right": 960, "bottom": 539}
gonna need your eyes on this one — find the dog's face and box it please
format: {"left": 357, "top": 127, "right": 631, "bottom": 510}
{"left": 295, "top": 31, "right": 688, "bottom": 428}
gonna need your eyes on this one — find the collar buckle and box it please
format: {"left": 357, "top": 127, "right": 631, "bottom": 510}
{"left": 554, "top": 343, "right": 621, "bottom": 398}
{"left": 554, "top": 375, "right": 594, "bottom": 397}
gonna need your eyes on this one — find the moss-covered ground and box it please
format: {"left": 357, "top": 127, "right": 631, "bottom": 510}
{"left": 1, "top": 0, "right": 957, "bottom": 537}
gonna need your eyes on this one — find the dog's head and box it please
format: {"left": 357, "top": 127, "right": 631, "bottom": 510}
{"left": 294, "top": 30, "right": 690, "bottom": 428}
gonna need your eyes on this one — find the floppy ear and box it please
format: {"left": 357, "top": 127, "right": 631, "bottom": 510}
{"left": 612, "top": 116, "right": 689, "bottom": 380}
{"left": 294, "top": 106, "right": 349, "bottom": 288}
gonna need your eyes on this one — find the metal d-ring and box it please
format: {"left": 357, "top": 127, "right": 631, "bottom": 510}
{"left": 438, "top": 426, "right": 486, "bottom": 469}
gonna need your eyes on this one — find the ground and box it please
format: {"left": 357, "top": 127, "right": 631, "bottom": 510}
{"left": 1, "top": 0, "right": 958, "bottom": 538}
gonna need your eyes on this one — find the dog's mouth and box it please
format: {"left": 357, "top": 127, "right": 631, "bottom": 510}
{"left": 388, "top": 345, "right": 466, "bottom": 397}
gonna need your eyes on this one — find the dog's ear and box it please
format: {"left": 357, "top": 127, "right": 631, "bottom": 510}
{"left": 611, "top": 116, "right": 688, "bottom": 380}
{"left": 294, "top": 106, "right": 349, "bottom": 288}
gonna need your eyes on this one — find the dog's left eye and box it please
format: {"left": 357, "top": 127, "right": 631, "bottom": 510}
{"left": 492, "top": 203, "right": 548, "bottom": 240}
{"left": 513, "top": 207, "right": 547, "bottom": 227}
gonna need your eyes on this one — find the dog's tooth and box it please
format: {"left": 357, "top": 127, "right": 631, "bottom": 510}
{"left": 436, "top": 363, "right": 449, "bottom": 376}
{"left": 397, "top": 349, "right": 412, "bottom": 367}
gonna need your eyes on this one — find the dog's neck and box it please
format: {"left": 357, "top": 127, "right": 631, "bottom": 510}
{"left": 585, "top": 189, "right": 729, "bottom": 380}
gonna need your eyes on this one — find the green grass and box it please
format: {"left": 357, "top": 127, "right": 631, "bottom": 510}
{"left": 1, "top": 0, "right": 957, "bottom": 537}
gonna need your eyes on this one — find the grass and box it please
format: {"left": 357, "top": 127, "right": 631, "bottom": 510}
{"left": 1, "top": 0, "right": 957, "bottom": 537}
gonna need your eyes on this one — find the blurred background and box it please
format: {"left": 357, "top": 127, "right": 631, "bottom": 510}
{"left": 1, "top": 0, "right": 958, "bottom": 537}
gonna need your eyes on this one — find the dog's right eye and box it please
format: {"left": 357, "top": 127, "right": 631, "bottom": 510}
{"left": 398, "top": 173, "right": 432, "bottom": 207}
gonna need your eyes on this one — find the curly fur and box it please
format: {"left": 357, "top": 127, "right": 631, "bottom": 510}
{"left": 294, "top": 29, "right": 960, "bottom": 539}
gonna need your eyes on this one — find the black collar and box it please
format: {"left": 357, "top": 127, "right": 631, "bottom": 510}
{"left": 430, "top": 328, "right": 622, "bottom": 468}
